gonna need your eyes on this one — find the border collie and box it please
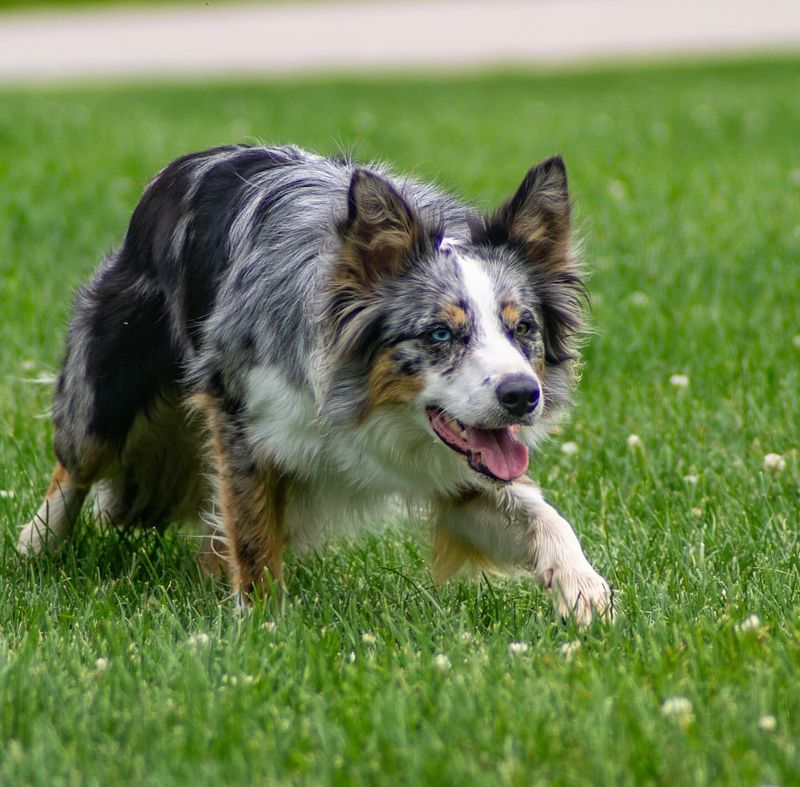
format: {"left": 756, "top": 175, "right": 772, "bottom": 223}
{"left": 19, "top": 145, "right": 613, "bottom": 623}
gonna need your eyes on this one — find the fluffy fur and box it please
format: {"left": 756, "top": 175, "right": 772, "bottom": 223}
{"left": 19, "top": 145, "right": 613, "bottom": 623}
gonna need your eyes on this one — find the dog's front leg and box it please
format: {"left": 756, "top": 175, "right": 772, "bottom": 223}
{"left": 197, "top": 396, "right": 288, "bottom": 600}
{"left": 434, "top": 480, "right": 614, "bottom": 624}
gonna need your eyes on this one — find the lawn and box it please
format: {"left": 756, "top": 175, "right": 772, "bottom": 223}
{"left": 1, "top": 57, "right": 799, "bottom": 785}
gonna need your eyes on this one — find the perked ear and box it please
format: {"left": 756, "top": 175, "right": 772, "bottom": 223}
{"left": 477, "top": 156, "right": 571, "bottom": 264}
{"left": 340, "top": 169, "right": 423, "bottom": 285}
{"left": 475, "top": 156, "right": 584, "bottom": 368}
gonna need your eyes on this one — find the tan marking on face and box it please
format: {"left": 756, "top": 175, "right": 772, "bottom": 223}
{"left": 440, "top": 303, "right": 469, "bottom": 330}
{"left": 501, "top": 302, "right": 521, "bottom": 328}
{"left": 363, "top": 349, "right": 423, "bottom": 418}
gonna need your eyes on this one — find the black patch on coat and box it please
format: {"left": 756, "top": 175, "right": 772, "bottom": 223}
{"left": 178, "top": 148, "right": 299, "bottom": 347}
{"left": 123, "top": 145, "right": 308, "bottom": 353}
{"left": 80, "top": 266, "right": 180, "bottom": 445}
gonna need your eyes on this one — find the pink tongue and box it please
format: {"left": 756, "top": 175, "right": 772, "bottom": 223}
{"left": 466, "top": 426, "right": 529, "bottom": 482}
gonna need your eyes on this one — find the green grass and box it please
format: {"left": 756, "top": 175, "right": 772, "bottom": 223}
{"left": 2, "top": 57, "right": 800, "bottom": 785}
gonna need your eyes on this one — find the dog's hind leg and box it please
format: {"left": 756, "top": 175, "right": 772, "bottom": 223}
{"left": 18, "top": 451, "right": 106, "bottom": 556}
{"left": 18, "top": 463, "right": 83, "bottom": 555}
{"left": 19, "top": 242, "right": 186, "bottom": 554}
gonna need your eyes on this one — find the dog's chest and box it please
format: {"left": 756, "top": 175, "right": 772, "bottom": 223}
{"left": 242, "top": 366, "right": 473, "bottom": 498}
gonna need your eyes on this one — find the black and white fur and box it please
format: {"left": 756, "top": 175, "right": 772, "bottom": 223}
{"left": 19, "top": 145, "right": 613, "bottom": 623}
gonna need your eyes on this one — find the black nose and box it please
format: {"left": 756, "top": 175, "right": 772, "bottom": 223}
{"left": 496, "top": 374, "right": 540, "bottom": 417}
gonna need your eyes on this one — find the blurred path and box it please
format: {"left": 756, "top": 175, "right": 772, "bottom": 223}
{"left": 1, "top": 0, "right": 799, "bottom": 83}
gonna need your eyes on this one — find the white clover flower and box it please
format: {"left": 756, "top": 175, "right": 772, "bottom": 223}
{"left": 735, "top": 614, "right": 761, "bottom": 633}
{"left": 763, "top": 453, "right": 786, "bottom": 472}
{"left": 95, "top": 657, "right": 109, "bottom": 671}
{"left": 508, "top": 641, "right": 530, "bottom": 655}
{"left": 626, "top": 434, "right": 643, "bottom": 450}
{"left": 560, "top": 640, "right": 582, "bottom": 661}
{"left": 433, "top": 654, "right": 451, "bottom": 672}
{"left": 0, "top": 490, "right": 14, "bottom": 499}
{"left": 242, "top": 674, "right": 255, "bottom": 686}
{"left": 670, "top": 374, "right": 689, "bottom": 389}
{"left": 758, "top": 715, "right": 777, "bottom": 732}
{"left": 261, "top": 620, "right": 277, "bottom": 632}
{"left": 690, "top": 507, "right": 703, "bottom": 518}
{"left": 361, "top": 632, "right": 377, "bottom": 645}
{"left": 561, "top": 441, "right": 579, "bottom": 456}
{"left": 660, "top": 696, "right": 693, "bottom": 719}
{"left": 607, "top": 180, "right": 627, "bottom": 201}
{"left": 683, "top": 474, "right": 699, "bottom": 485}
{"left": 187, "top": 632, "right": 210, "bottom": 648}
{"left": 460, "top": 631, "right": 473, "bottom": 643}
{"left": 629, "top": 291, "right": 649, "bottom": 307}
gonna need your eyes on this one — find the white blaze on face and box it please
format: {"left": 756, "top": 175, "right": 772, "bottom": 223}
{"left": 455, "top": 253, "right": 532, "bottom": 381}
{"left": 421, "top": 247, "right": 540, "bottom": 425}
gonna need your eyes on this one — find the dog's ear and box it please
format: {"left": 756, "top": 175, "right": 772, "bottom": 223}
{"left": 475, "top": 156, "right": 571, "bottom": 262}
{"left": 475, "top": 157, "right": 584, "bottom": 367}
{"left": 340, "top": 169, "right": 424, "bottom": 285}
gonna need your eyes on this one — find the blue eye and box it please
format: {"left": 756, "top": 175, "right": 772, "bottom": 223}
{"left": 430, "top": 327, "right": 452, "bottom": 343}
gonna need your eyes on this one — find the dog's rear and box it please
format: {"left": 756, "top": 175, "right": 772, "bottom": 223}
{"left": 19, "top": 146, "right": 247, "bottom": 552}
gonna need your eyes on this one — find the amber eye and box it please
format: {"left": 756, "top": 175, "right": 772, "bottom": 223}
{"left": 515, "top": 321, "right": 533, "bottom": 337}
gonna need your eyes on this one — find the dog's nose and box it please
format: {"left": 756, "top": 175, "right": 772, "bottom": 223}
{"left": 496, "top": 374, "right": 540, "bottom": 417}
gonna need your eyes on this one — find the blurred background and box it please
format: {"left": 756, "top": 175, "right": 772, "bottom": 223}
{"left": 1, "top": 0, "right": 799, "bottom": 83}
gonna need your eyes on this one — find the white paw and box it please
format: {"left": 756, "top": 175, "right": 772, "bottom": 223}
{"left": 543, "top": 565, "right": 615, "bottom": 625}
{"left": 16, "top": 517, "right": 51, "bottom": 557}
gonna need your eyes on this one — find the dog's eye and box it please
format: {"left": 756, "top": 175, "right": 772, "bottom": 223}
{"left": 429, "top": 327, "right": 453, "bottom": 343}
{"left": 515, "top": 321, "right": 533, "bottom": 337}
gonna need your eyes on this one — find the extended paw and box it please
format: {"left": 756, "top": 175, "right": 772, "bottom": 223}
{"left": 542, "top": 565, "right": 615, "bottom": 625}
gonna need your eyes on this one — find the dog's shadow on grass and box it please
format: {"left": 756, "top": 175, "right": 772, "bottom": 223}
{"left": 283, "top": 537, "right": 553, "bottom": 638}
{"left": 4, "top": 522, "right": 555, "bottom": 638}
{"left": 3, "top": 517, "right": 220, "bottom": 601}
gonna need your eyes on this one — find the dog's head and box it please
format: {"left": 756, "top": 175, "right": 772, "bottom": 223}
{"left": 323, "top": 157, "right": 584, "bottom": 484}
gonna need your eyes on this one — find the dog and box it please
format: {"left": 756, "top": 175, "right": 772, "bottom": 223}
{"left": 18, "top": 144, "right": 613, "bottom": 623}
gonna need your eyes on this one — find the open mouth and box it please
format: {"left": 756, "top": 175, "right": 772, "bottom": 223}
{"left": 426, "top": 407, "right": 529, "bottom": 483}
